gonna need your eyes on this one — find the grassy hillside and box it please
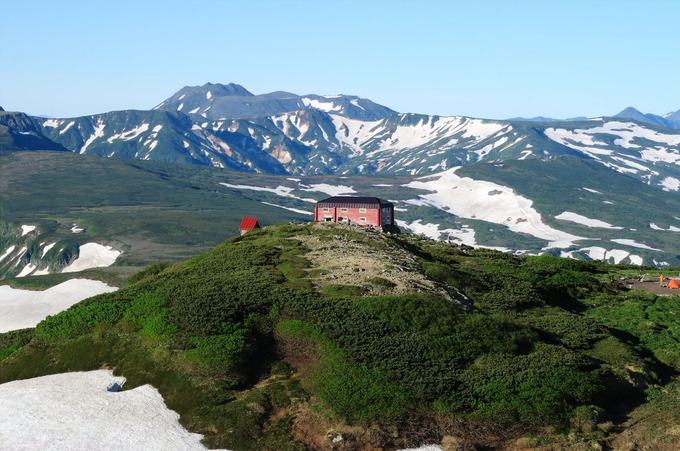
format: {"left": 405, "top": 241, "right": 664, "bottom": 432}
{"left": 0, "top": 151, "right": 312, "bottom": 276}
{"left": 2, "top": 223, "right": 679, "bottom": 449}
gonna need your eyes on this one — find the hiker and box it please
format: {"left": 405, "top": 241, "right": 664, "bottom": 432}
{"left": 660, "top": 274, "right": 665, "bottom": 286}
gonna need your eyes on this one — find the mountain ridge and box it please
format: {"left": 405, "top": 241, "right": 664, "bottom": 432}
{"left": 614, "top": 106, "right": 680, "bottom": 129}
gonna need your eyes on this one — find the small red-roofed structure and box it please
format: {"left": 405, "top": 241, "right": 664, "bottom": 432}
{"left": 239, "top": 217, "right": 261, "bottom": 235}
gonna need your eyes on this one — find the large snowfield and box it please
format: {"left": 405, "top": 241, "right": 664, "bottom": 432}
{"left": 0, "top": 370, "right": 224, "bottom": 451}
{"left": 0, "top": 279, "right": 118, "bottom": 333}
{"left": 62, "top": 243, "right": 122, "bottom": 273}
{"left": 404, "top": 168, "right": 586, "bottom": 248}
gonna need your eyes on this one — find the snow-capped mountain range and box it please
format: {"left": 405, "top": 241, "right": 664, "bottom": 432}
{"left": 2, "top": 83, "right": 678, "bottom": 192}
{"left": 2, "top": 83, "right": 680, "bottom": 267}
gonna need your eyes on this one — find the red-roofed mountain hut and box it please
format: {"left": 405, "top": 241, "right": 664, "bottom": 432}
{"left": 314, "top": 197, "right": 394, "bottom": 227}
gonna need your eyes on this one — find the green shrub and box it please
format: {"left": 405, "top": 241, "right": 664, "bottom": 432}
{"left": 311, "top": 359, "right": 410, "bottom": 425}
{"left": 123, "top": 293, "right": 176, "bottom": 337}
{"left": 0, "top": 328, "right": 34, "bottom": 361}
{"left": 366, "top": 277, "right": 396, "bottom": 288}
{"left": 187, "top": 325, "right": 251, "bottom": 377}
{"left": 35, "top": 293, "right": 127, "bottom": 338}
{"left": 126, "top": 263, "right": 169, "bottom": 285}
{"left": 320, "top": 284, "right": 367, "bottom": 296}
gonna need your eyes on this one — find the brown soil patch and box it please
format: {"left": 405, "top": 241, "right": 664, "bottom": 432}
{"left": 627, "top": 280, "right": 680, "bottom": 296}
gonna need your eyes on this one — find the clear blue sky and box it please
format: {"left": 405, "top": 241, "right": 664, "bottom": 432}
{"left": 2, "top": 0, "right": 678, "bottom": 119}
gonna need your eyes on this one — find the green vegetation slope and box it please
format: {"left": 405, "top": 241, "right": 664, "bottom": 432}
{"left": 1, "top": 223, "right": 680, "bottom": 449}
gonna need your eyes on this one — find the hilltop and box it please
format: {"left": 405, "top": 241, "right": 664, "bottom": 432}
{"left": 2, "top": 223, "right": 679, "bottom": 449}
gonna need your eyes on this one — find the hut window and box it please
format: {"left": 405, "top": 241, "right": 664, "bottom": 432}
{"left": 340, "top": 208, "right": 348, "bottom": 212}
{"left": 359, "top": 208, "right": 366, "bottom": 213}
{"left": 359, "top": 217, "right": 366, "bottom": 222}
{"left": 323, "top": 208, "right": 330, "bottom": 212}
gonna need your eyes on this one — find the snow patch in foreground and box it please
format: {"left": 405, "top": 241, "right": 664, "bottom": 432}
{"left": 62, "top": 243, "right": 121, "bottom": 273}
{"left": 0, "top": 279, "right": 118, "bottom": 332}
{"left": 0, "top": 370, "right": 225, "bottom": 450}
{"left": 404, "top": 168, "right": 586, "bottom": 248}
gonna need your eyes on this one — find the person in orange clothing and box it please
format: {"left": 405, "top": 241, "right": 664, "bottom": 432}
{"left": 660, "top": 274, "right": 665, "bottom": 286}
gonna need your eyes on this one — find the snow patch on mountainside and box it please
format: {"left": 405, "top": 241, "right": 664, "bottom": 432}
{"left": 0, "top": 370, "right": 221, "bottom": 450}
{"left": 610, "top": 239, "right": 662, "bottom": 251}
{"left": 555, "top": 212, "right": 623, "bottom": 229}
{"left": 16, "top": 263, "right": 37, "bottom": 278}
{"left": 639, "top": 147, "right": 680, "bottom": 164}
{"left": 582, "top": 187, "right": 603, "bottom": 194}
{"left": 43, "top": 119, "right": 60, "bottom": 127}
{"left": 660, "top": 176, "right": 680, "bottom": 191}
{"left": 299, "top": 183, "right": 356, "bottom": 196}
{"left": 219, "top": 183, "right": 317, "bottom": 203}
{"left": 0, "top": 279, "right": 118, "bottom": 332}
{"left": 20, "top": 225, "right": 36, "bottom": 236}
{"left": 302, "top": 97, "right": 343, "bottom": 113}
{"left": 62, "top": 243, "right": 121, "bottom": 273}
{"left": 60, "top": 121, "right": 75, "bottom": 134}
{"left": 0, "top": 245, "right": 17, "bottom": 263}
{"left": 106, "top": 123, "right": 150, "bottom": 143}
{"left": 261, "top": 202, "right": 312, "bottom": 215}
{"left": 80, "top": 119, "right": 106, "bottom": 154}
{"left": 546, "top": 121, "right": 680, "bottom": 151}
{"left": 331, "top": 115, "right": 382, "bottom": 156}
{"left": 404, "top": 168, "right": 586, "bottom": 248}
{"left": 650, "top": 223, "right": 680, "bottom": 232}
{"left": 396, "top": 219, "right": 454, "bottom": 241}
{"left": 41, "top": 242, "right": 56, "bottom": 257}
{"left": 562, "top": 246, "right": 642, "bottom": 265}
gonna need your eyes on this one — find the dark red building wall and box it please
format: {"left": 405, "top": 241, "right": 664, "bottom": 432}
{"left": 314, "top": 206, "right": 383, "bottom": 226}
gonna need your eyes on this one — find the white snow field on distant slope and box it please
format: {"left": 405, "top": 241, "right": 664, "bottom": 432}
{"left": 555, "top": 212, "right": 624, "bottom": 229}
{"left": 0, "top": 370, "right": 227, "bottom": 451}
{"left": 0, "top": 279, "right": 118, "bottom": 332}
{"left": 299, "top": 183, "right": 357, "bottom": 196}
{"left": 395, "top": 219, "right": 513, "bottom": 252}
{"left": 62, "top": 243, "right": 121, "bottom": 273}
{"left": 561, "top": 247, "right": 643, "bottom": 265}
{"left": 405, "top": 168, "right": 586, "bottom": 248}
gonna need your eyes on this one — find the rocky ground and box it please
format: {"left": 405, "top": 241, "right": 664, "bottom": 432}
{"left": 295, "top": 223, "right": 471, "bottom": 308}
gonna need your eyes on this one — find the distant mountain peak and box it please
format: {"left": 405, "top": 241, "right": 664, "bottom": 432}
{"left": 614, "top": 106, "right": 678, "bottom": 129}
{"left": 617, "top": 106, "right": 643, "bottom": 115}
{"left": 154, "top": 83, "right": 396, "bottom": 121}
{"left": 202, "top": 82, "right": 254, "bottom": 97}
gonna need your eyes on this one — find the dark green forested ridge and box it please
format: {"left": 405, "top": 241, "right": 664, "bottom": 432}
{"left": 1, "top": 223, "right": 679, "bottom": 450}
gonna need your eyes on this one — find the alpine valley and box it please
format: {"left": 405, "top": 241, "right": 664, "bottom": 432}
{"left": 2, "top": 82, "right": 680, "bottom": 280}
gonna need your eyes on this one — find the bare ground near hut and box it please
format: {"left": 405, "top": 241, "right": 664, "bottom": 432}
{"left": 295, "top": 223, "right": 470, "bottom": 307}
